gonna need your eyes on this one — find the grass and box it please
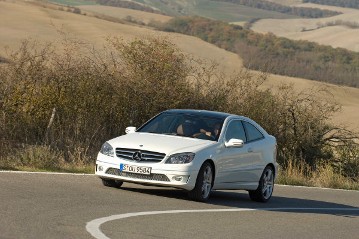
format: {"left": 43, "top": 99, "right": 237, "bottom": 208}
{"left": 276, "top": 160, "right": 359, "bottom": 191}
{"left": 0, "top": 145, "right": 95, "bottom": 174}
{"left": 1, "top": 146, "right": 357, "bottom": 190}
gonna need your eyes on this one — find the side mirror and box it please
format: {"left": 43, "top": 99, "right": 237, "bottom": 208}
{"left": 125, "top": 126, "right": 137, "bottom": 134}
{"left": 225, "top": 138, "right": 244, "bottom": 148}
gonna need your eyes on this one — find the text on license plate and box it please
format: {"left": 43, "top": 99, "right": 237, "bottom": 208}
{"left": 120, "top": 164, "right": 151, "bottom": 175}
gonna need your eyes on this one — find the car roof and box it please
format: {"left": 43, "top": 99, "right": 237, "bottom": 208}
{"left": 164, "top": 109, "right": 235, "bottom": 119}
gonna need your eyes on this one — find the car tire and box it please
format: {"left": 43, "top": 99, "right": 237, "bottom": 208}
{"left": 101, "top": 178, "right": 123, "bottom": 188}
{"left": 188, "top": 161, "right": 213, "bottom": 202}
{"left": 249, "top": 166, "right": 274, "bottom": 203}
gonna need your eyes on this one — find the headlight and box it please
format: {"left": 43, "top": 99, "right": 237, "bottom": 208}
{"left": 165, "top": 153, "right": 195, "bottom": 164}
{"left": 100, "top": 142, "right": 114, "bottom": 157}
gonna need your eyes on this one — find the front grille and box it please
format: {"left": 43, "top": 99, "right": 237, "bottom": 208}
{"left": 115, "top": 148, "right": 166, "bottom": 162}
{"left": 106, "top": 168, "right": 170, "bottom": 182}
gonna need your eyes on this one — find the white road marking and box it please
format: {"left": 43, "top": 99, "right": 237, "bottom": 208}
{"left": 86, "top": 208, "right": 359, "bottom": 239}
{"left": 0, "top": 170, "right": 94, "bottom": 176}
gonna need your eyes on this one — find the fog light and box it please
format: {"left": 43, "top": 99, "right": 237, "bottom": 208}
{"left": 173, "top": 176, "right": 183, "bottom": 181}
{"left": 98, "top": 165, "right": 104, "bottom": 172}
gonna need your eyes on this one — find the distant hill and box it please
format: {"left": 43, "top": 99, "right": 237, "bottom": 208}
{"left": 49, "top": 0, "right": 337, "bottom": 22}
{"left": 159, "top": 16, "right": 359, "bottom": 88}
{"left": 251, "top": 2, "right": 359, "bottom": 52}
{"left": 213, "top": 0, "right": 341, "bottom": 18}
{"left": 303, "top": 0, "right": 359, "bottom": 9}
{"left": 95, "top": 0, "right": 164, "bottom": 14}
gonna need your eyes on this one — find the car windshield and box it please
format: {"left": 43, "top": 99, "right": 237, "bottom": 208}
{"left": 137, "top": 112, "right": 225, "bottom": 141}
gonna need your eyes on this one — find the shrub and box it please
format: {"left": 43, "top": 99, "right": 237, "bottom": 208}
{"left": 0, "top": 36, "right": 357, "bottom": 187}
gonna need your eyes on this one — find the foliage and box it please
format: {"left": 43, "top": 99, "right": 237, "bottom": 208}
{"left": 0, "top": 37, "right": 202, "bottom": 164}
{"left": 158, "top": 16, "right": 359, "bottom": 88}
{"left": 214, "top": 0, "right": 341, "bottom": 18}
{"left": 0, "top": 36, "right": 358, "bottom": 186}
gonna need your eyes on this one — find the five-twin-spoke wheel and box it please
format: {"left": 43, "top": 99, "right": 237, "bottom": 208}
{"left": 201, "top": 164, "right": 213, "bottom": 199}
{"left": 188, "top": 162, "right": 213, "bottom": 202}
{"left": 249, "top": 166, "right": 274, "bottom": 202}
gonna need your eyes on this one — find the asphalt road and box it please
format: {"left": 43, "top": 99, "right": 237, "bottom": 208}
{"left": 1, "top": 171, "right": 358, "bottom": 239}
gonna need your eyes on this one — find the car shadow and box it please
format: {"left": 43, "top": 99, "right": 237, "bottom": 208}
{"left": 116, "top": 184, "right": 359, "bottom": 217}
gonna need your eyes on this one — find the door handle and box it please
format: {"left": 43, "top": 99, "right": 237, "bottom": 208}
{"left": 248, "top": 148, "right": 253, "bottom": 153}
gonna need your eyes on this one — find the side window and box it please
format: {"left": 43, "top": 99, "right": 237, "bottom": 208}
{"left": 225, "top": 120, "right": 246, "bottom": 142}
{"left": 243, "top": 121, "right": 264, "bottom": 142}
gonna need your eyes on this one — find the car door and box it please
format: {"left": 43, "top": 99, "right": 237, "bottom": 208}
{"left": 241, "top": 120, "right": 266, "bottom": 181}
{"left": 215, "top": 119, "right": 254, "bottom": 186}
{"left": 216, "top": 120, "right": 263, "bottom": 189}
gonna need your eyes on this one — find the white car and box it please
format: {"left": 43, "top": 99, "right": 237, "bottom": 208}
{"left": 96, "top": 109, "right": 277, "bottom": 202}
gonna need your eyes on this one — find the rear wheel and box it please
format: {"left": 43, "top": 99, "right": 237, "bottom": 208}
{"left": 188, "top": 162, "right": 213, "bottom": 202}
{"left": 101, "top": 178, "right": 123, "bottom": 188}
{"left": 249, "top": 166, "right": 274, "bottom": 202}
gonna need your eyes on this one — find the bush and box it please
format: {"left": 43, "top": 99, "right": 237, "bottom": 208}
{"left": 0, "top": 37, "right": 208, "bottom": 164}
{"left": 0, "top": 36, "right": 358, "bottom": 187}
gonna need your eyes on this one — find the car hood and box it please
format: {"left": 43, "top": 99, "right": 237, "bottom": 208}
{"left": 108, "top": 133, "right": 214, "bottom": 155}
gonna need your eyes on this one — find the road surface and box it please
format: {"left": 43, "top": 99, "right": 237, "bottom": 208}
{"left": 0, "top": 171, "right": 358, "bottom": 239}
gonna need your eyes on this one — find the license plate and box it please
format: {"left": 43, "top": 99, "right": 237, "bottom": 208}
{"left": 119, "top": 164, "right": 151, "bottom": 175}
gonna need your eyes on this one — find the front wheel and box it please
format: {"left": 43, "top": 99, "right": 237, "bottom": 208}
{"left": 188, "top": 162, "right": 213, "bottom": 202}
{"left": 101, "top": 178, "right": 123, "bottom": 188}
{"left": 249, "top": 166, "right": 274, "bottom": 202}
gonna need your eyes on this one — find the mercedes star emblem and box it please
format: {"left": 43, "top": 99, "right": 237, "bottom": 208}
{"left": 132, "top": 151, "right": 142, "bottom": 161}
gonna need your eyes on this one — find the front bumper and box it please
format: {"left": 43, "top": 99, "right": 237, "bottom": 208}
{"left": 95, "top": 154, "right": 198, "bottom": 191}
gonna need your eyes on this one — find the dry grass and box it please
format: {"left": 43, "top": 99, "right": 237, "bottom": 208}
{"left": 0, "top": 145, "right": 94, "bottom": 173}
{"left": 252, "top": 3, "right": 359, "bottom": 52}
{"left": 277, "top": 160, "right": 359, "bottom": 190}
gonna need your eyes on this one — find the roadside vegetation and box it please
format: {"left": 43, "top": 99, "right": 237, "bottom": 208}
{"left": 156, "top": 16, "right": 359, "bottom": 88}
{"left": 0, "top": 36, "right": 358, "bottom": 189}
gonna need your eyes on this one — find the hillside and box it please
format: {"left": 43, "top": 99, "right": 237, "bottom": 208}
{"left": 79, "top": 5, "right": 172, "bottom": 24}
{"left": 0, "top": 0, "right": 241, "bottom": 73}
{"left": 303, "top": 0, "right": 359, "bottom": 9}
{"left": 0, "top": 0, "right": 358, "bottom": 132}
{"left": 252, "top": 3, "right": 359, "bottom": 52}
{"left": 47, "top": 0, "right": 359, "bottom": 53}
